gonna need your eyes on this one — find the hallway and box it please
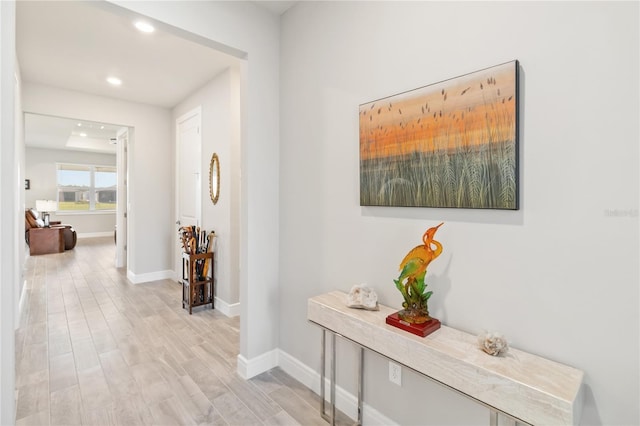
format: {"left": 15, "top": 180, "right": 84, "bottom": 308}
{"left": 15, "top": 237, "right": 338, "bottom": 425}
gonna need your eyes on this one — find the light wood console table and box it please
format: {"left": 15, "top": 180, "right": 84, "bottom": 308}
{"left": 308, "top": 291, "right": 584, "bottom": 426}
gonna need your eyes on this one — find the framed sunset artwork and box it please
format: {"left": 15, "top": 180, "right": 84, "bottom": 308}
{"left": 359, "top": 60, "right": 519, "bottom": 209}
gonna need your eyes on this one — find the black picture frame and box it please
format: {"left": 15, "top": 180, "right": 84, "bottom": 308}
{"left": 359, "top": 60, "right": 520, "bottom": 210}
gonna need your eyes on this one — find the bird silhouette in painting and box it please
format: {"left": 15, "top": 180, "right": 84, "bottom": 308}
{"left": 393, "top": 223, "right": 444, "bottom": 322}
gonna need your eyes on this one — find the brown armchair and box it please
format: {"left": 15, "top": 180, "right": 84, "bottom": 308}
{"left": 25, "top": 209, "right": 77, "bottom": 255}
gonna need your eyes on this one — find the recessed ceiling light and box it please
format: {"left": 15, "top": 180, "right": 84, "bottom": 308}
{"left": 77, "top": 123, "right": 82, "bottom": 127}
{"left": 100, "top": 126, "right": 104, "bottom": 130}
{"left": 79, "top": 133, "right": 87, "bottom": 137}
{"left": 106, "top": 76, "right": 122, "bottom": 86}
{"left": 134, "top": 21, "right": 155, "bottom": 33}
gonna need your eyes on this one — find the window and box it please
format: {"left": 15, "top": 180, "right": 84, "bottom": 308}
{"left": 56, "top": 164, "right": 117, "bottom": 211}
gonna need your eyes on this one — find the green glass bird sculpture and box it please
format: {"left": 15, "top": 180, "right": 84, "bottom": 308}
{"left": 394, "top": 222, "right": 443, "bottom": 324}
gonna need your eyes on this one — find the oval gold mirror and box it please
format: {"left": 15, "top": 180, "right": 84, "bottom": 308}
{"left": 209, "top": 153, "right": 220, "bottom": 205}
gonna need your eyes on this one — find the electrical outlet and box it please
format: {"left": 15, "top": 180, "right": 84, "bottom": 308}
{"left": 389, "top": 361, "right": 402, "bottom": 386}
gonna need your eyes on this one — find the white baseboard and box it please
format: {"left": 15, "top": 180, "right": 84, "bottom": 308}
{"left": 126, "top": 269, "right": 174, "bottom": 284}
{"left": 277, "top": 349, "right": 397, "bottom": 426}
{"left": 235, "top": 347, "right": 395, "bottom": 424}
{"left": 237, "top": 349, "right": 279, "bottom": 380}
{"left": 77, "top": 231, "right": 113, "bottom": 239}
{"left": 214, "top": 297, "right": 240, "bottom": 317}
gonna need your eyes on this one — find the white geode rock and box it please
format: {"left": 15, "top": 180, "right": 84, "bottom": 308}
{"left": 346, "top": 284, "right": 379, "bottom": 311}
{"left": 477, "top": 331, "right": 509, "bottom": 356}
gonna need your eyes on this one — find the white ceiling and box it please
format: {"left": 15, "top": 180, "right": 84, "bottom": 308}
{"left": 17, "top": 1, "right": 241, "bottom": 109}
{"left": 17, "top": 1, "right": 296, "bottom": 154}
{"left": 256, "top": 1, "right": 298, "bottom": 15}
{"left": 24, "top": 113, "right": 123, "bottom": 155}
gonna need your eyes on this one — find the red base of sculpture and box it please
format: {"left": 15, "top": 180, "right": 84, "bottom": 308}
{"left": 386, "top": 312, "right": 441, "bottom": 337}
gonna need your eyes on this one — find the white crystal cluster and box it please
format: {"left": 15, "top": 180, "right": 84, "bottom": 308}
{"left": 478, "top": 331, "right": 509, "bottom": 356}
{"left": 346, "top": 284, "right": 379, "bottom": 311}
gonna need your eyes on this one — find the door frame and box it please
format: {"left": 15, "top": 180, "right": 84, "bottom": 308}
{"left": 115, "top": 127, "right": 129, "bottom": 268}
{"left": 175, "top": 106, "right": 202, "bottom": 278}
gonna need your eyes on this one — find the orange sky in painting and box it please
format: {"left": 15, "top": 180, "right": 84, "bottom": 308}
{"left": 360, "top": 62, "right": 516, "bottom": 160}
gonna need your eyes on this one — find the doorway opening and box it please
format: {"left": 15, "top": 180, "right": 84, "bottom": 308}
{"left": 23, "top": 112, "right": 130, "bottom": 268}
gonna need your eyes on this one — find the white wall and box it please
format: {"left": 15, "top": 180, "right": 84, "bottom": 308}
{"left": 22, "top": 82, "right": 173, "bottom": 279}
{"left": 25, "top": 147, "right": 116, "bottom": 235}
{"left": 279, "top": 2, "right": 638, "bottom": 425}
{"left": 172, "top": 68, "right": 242, "bottom": 312}
{"left": 111, "top": 1, "right": 281, "bottom": 363}
{"left": 15, "top": 57, "right": 24, "bottom": 325}
{"left": 0, "top": 1, "right": 16, "bottom": 423}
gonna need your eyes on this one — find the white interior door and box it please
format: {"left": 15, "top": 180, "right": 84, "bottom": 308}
{"left": 176, "top": 108, "right": 202, "bottom": 276}
{"left": 115, "top": 127, "right": 128, "bottom": 268}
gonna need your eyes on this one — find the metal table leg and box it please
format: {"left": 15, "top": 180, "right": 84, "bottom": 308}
{"left": 357, "top": 346, "right": 364, "bottom": 426}
{"left": 330, "top": 332, "right": 336, "bottom": 425}
{"left": 321, "top": 330, "right": 327, "bottom": 421}
{"left": 320, "top": 331, "right": 363, "bottom": 426}
{"left": 320, "top": 330, "right": 336, "bottom": 425}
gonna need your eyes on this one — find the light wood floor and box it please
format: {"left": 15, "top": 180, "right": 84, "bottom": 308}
{"left": 15, "top": 237, "right": 348, "bottom": 425}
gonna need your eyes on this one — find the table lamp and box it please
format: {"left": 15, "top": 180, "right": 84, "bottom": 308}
{"left": 35, "top": 199, "right": 58, "bottom": 227}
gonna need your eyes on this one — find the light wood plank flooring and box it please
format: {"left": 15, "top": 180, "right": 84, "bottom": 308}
{"left": 15, "top": 237, "right": 349, "bottom": 425}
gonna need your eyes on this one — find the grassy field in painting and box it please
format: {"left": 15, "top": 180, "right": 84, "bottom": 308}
{"left": 359, "top": 61, "right": 518, "bottom": 209}
{"left": 360, "top": 139, "right": 516, "bottom": 208}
